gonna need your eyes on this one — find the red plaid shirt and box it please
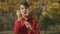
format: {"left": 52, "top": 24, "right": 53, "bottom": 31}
{"left": 13, "top": 17, "right": 40, "bottom": 34}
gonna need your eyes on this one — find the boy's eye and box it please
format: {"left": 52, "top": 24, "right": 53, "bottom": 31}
{"left": 20, "top": 7, "right": 25, "bottom": 10}
{"left": 22, "top": 8, "right": 24, "bottom": 10}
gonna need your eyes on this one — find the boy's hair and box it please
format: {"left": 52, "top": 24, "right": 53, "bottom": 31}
{"left": 20, "top": 1, "right": 29, "bottom": 9}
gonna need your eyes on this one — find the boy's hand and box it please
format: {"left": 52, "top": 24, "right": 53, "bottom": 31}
{"left": 25, "top": 21, "right": 32, "bottom": 30}
{"left": 16, "top": 10, "right": 21, "bottom": 21}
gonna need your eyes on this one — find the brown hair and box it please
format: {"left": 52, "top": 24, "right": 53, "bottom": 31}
{"left": 20, "top": 1, "right": 30, "bottom": 9}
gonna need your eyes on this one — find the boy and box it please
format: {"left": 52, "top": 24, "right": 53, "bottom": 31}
{"left": 13, "top": 1, "right": 40, "bottom": 34}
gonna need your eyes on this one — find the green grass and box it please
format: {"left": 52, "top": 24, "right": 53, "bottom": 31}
{"left": 0, "top": 31, "right": 59, "bottom": 34}
{"left": 0, "top": 31, "right": 13, "bottom": 34}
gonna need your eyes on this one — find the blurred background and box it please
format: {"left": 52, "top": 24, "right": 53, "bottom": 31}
{"left": 0, "top": 0, "right": 60, "bottom": 34}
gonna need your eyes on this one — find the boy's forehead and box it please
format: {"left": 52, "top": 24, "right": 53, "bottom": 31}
{"left": 20, "top": 5, "right": 25, "bottom": 8}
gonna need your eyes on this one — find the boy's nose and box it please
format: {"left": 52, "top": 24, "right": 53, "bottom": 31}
{"left": 24, "top": 11, "right": 26, "bottom": 14}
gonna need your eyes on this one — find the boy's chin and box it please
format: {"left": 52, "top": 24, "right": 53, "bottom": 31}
{"left": 24, "top": 15, "right": 28, "bottom": 18}
{"left": 22, "top": 14, "right": 29, "bottom": 18}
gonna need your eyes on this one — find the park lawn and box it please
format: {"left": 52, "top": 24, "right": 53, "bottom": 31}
{"left": 0, "top": 31, "right": 58, "bottom": 34}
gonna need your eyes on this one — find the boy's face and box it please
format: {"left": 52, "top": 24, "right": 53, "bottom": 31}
{"left": 19, "top": 5, "right": 29, "bottom": 17}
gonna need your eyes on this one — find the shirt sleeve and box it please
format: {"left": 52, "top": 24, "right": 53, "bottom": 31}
{"left": 13, "top": 20, "right": 20, "bottom": 34}
{"left": 34, "top": 20, "right": 40, "bottom": 34}
{"left": 31, "top": 19, "right": 40, "bottom": 34}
